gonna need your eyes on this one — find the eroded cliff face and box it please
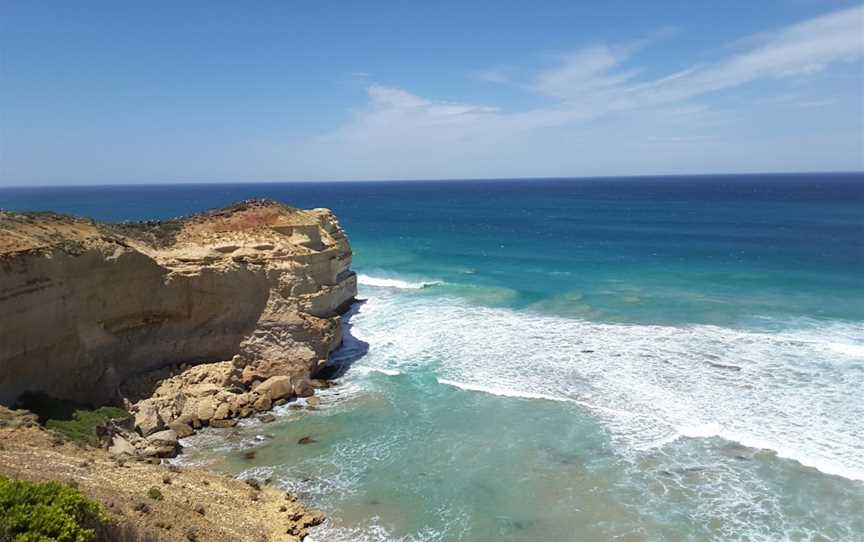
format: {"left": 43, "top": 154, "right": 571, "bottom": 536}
{"left": 0, "top": 201, "right": 357, "bottom": 408}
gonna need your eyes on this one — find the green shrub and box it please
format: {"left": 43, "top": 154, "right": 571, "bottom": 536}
{"left": 14, "top": 393, "right": 130, "bottom": 447}
{"left": 146, "top": 487, "right": 162, "bottom": 501}
{"left": 0, "top": 476, "right": 108, "bottom": 542}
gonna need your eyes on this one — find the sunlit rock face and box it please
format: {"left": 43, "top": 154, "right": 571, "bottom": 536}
{"left": 0, "top": 200, "right": 357, "bottom": 405}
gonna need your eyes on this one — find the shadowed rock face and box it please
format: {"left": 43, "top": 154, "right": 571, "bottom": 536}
{"left": 0, "top": 200, "right": 357, "bottom": 406}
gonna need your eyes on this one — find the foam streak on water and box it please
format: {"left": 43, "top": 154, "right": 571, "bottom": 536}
{"left": 349, "top": 284, "right": 864, "bottom": 482}
{"left": 357, "top": 274, "right": 442, "bottom": 290}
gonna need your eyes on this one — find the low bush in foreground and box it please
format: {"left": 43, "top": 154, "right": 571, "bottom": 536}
{"left": 0, "top": 476, "right": 107, "bottom": 542}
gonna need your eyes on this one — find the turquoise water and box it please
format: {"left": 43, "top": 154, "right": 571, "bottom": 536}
{"left": 2, "top": 174, "right": 863, "bottom": 540}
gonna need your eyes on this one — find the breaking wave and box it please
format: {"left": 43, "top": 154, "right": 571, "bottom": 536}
{"left": 357, "top": 274, "right": 442, "bottom": 290}
{"left": 345, "top": 288, "right": 864, "bottom": 482}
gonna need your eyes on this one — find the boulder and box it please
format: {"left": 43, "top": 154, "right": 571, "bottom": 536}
{"left": 210, "top": 418, "right": 237, "bottom": 429}
{"left": 213, "top": 402, "right": 230, "bottom": 421}
{"left": 175, "top": 412, "right": 199, "bottom": 428}
{"left": 306, "top": 396, "right": 320, "bottom": 408}
{"left": 241, "top": 366, "right": 264, "bottom": 385}
{"left": 231, "top": 393, "right": 251, "bottom": 409}
{"left": 167, "top": 422, "right": 194, "bottom": 438}
{"left": 252, "top": 394, "right": 272, "bottom": 412}
{"left": 196, "top": 397, "right": 216, "bottom": 421}
{"left": 134, "top": 403, "right": 163, "bottom": 436}
{"left": 144, "top": 429, "right": 179, "bottom": 457}
{"left": 293, "top": 379, "right": 314, "bottom": 398}
{"left": 255, "top": 376, "right": 293, "bottom": 402}
{"left": 108, "top": 435, "right": 137, "bottom": 457}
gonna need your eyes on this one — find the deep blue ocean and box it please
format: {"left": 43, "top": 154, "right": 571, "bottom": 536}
{"left": 2, "top": 173, "right": 863, "bottom": 541}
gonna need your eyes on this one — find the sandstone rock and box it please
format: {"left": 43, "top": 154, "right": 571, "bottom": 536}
{"left": 231, "top": 393, "right": 251, "bottom": 409}
{"left": 167, "top": 422, "right": 194, "bottom": 438}
{"left": 306, "top": 396, "right": 321, "bottom": 408}
{"left": 293, "top": 379, "right": 314, "bottom": 398}
{"left": 255, "top": 376, "right": 293, "bottom": 402}
{"left": 213, "top": 402, "right": 230, "bottom": 421}
{"left": 252, "top": 394, "right": 272, "bottom": 412}
{"left": 134, "top": 404, "right": 163, "bottom": 437}
{"left": 196, "top": 398, "right": 216, "bottom": 422}
{"left": 144, "top": 429, "right": 179, "bottom": 457}
{"left": 258, "top": 413, "right": 276, "bottom": 424}
{"left": 210, "top": 418, "right": 237, "bottom": 429}
{"left": 108, "top": 435, "right": 137, "bottom": 457}
{"left": 0, "top": 201, "right": 356, "bottom": 408}
{"left": 286, "top": 507, "right": 325, "bottom": 537}
{"left": 175, "top": 412, "right": 199, "bottom": 428}
{"left": 241, "top": 367, "right": 264, "bottom": 386}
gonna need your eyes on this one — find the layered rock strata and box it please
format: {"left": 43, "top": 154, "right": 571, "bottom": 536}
{"left": 0, "top": 200, "right": 357, "bottom": 446}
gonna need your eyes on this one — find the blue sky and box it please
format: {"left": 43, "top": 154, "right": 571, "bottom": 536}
{"left": 1, "top": 1, "right": 862, "bottom": 185}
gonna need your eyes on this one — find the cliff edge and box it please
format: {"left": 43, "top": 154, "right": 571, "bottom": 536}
{"left": 0, "top": 200, "right": 357, "bottom": 437}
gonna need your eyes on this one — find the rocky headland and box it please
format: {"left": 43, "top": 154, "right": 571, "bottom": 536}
{"left": 0, "top": 200, "right": 358, "bottom": 540}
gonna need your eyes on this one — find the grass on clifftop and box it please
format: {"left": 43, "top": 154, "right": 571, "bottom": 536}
{"left": 14, "top": 393, "right": 131, "bottom": 447}
{"left": 0, "top": 476, "right": 108, "bottom": 542}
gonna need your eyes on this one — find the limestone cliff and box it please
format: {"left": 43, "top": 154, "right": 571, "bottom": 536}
{"left": 0, "top": 200, "right": 357, "bottom": 411}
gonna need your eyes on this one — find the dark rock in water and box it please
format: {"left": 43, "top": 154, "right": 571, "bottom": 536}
{"left": 555, "top": 453, "right": 581, "bottom": 466}
{"left": 580, "top": 350, "right": 595, "bottom": 354}
{"left": 659, "top": 470, "right": 674, "bottom": 477}
{"left": 297, "top": 436, "right": 316, "bottom": 445}
{"left": 512, "top": 520, "right": 535, "bottom": 530}
{"left": 242, "top": 450, "right": 257, "bottom": 460}
{"left": 210, "top": 418, "right": 238, "bottom": 429}
{"left": 707, "top": 361, "right": 742, "bottom": 371}
{"left": 677, "top": 466, "right": 707, "bottom": 474}
{"left": 258, "top": 413, "right": 276, "bottom": 423}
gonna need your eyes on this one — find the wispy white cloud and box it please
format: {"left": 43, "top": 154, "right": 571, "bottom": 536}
{"left": 283, "top": 6, "right": 864, "bottom": 179}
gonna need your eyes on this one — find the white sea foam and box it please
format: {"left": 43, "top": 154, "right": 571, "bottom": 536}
{"left": 358, "top": 274, "right": 442, "bottom": 290}
{"left": 373, "top": 368, "right": 402, "bottom": 376}
{"left": 436, "top": 378, "right": 569, "bottom": 402}
{"left": 825, "top": 342, "right": 864, "bottom": 358}
{"left": 307, "top": 522, "right": 453, "bottom": 542}
{"left": 344, "top": 290, "right": 864, "bottom": 482}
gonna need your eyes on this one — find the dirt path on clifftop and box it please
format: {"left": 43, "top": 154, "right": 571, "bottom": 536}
{"left": 0, "top": 426, "right": 323, "bottom": 541}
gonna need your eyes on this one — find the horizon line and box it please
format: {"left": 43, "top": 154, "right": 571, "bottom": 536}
{"left": 1, "top": 170, "right": 862, "bottom": 189}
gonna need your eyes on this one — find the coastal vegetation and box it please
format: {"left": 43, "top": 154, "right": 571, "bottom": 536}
{"left": 0, "top": 476, "right": 107, "bottom": 542}
{"left": 15, "top": 393, "right": 130, "bottom": 447}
